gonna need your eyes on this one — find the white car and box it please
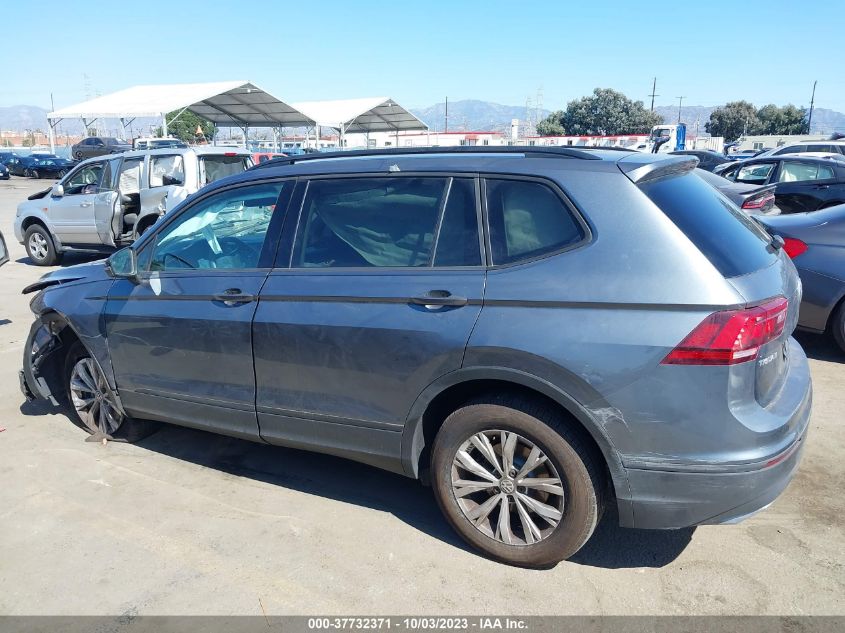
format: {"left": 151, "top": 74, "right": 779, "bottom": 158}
{"left": 14, "top": 147, "right": 253, "bottom": 265}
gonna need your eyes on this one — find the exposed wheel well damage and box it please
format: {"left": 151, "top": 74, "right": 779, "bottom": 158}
{"left": 24, "top": 313, "right": 80, "bottom": 406}
{"left": 412, "top": 378, "right": 618, "bottom": 502}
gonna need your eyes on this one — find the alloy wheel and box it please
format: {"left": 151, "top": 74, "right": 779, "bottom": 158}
{"left": 27, "top": 232, "right": 49, "bottom": 261}
{"left": 451, "top": 430, "right": 565, "bottom": 546}
{"left": 69, "top": 357, "right": 123, "bottom": 435}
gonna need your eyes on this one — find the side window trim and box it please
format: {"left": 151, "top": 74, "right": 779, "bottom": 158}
{"left": 480, "top": 173, "right": 593, "bottom": 268}
{"left": 428, "top": 177, "right": 453, "bottom": 266}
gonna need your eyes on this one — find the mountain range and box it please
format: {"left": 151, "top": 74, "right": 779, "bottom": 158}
{"left": 3, "top": 100, "right": 844, "bottom": 137}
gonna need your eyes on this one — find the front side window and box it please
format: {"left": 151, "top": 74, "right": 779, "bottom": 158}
{"left": 150, "top": 155, "right": 185, "bottom": 187}
{"left": 64, "top": 162, "right": 105, "bottom": 195}
{"left": 735, "top": 162, "right": 774, "bottom": 184}
{"left": 295, "top": 177, "right": 450, "bottom": 268}
{"left": 486, "top": 179, "right": 585, "bottom": 265}
{"left": 778, "top": 161, "right": 834, "bottom": 182}
{"left": 775, "top": 145, "right": 805, "bottom": 155}
{"left": 146, "top": 182, "right": 288, "bottom": 271}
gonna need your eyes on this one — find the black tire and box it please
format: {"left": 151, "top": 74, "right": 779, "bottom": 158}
{"left": 58, "top": 169, "right": 67, "bottom": 178}
{"left": 831, "top": 300, "right": 845, "bottom": 354}
{"left": 24, "top": 169, "right": 32, "bottom": 177}
{"left": 74, "top": 150, "right": 83, "bottom": 160}
{"left": 62, "top": 341, "right": 158, "bottom": 443}
{"left": 23, "top": 224, "right": 60, "bottom": 266}
{"left": 431, "top": 395, "right": 605, "bottom": 568}
{"left": 32, "top": 170, "right": 40, "bottom": 179}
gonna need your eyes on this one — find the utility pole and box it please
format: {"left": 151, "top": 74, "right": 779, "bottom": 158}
{"left": 807, "top": 80, "right": 817, "bottom": 134}
{"left": 676, "top": 96, "right": 685, "bottom": 123}
{"left": 649, "top": 77, "right": 659, "bottom": 112}
{"left": 444, "top": 96, "right": 448, "bottom": 134}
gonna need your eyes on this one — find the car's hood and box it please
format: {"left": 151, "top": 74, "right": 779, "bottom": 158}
{"left": 22, "top": 260, "right": 109, "bottom": 294}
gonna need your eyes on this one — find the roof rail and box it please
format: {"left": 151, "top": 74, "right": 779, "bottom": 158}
{"left": 251, "top": 145, "right": 608, "bottom": 170}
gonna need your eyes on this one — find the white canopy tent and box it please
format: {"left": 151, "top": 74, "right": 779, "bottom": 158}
{"left": 46, "top": 81, "right": 316, "bottom": 153}
{"left": 291, "top": 97, "right": 428, "bottom": 147}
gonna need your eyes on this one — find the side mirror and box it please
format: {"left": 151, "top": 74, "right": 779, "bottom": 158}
{"left": 106, "top": 247, "right": 138, "bottom": 281}
{"left": 51, "top": 184, "right": 64, "bottom": 198}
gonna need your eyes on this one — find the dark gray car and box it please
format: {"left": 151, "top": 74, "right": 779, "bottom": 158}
{"left": 757, "top": 204, "right": 845, "bottom": 352}
{"left": 19, "top": 147, "right": 812, "bottom": 568}
{"left": 71, "top": 136, "right": 132, "bottom": 161}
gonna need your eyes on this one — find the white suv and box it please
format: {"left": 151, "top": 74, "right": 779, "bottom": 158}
{"left": 14, "top": 146, "right": 253, "bottom": 265}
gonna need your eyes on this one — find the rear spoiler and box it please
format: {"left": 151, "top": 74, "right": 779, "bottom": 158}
{"left": 617, "top": 154, "right": 699, "bottom": 184}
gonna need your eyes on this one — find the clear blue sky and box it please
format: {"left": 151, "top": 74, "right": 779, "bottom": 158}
{"left": 3, "top": 0, "right": 844, "bottom": 112}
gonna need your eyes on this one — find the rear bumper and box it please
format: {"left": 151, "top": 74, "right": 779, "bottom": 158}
{"left": 623, "top": 420, "right": 808, "bottom": 528}
{"left": 620, "top": 340, "right": 812, "bottom": 530}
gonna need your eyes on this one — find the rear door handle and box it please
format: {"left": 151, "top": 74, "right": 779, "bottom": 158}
{"left": 410, "top": 290, "right": 468, "bottom": 308}
{"left": 212, "top": 288, "right": 255, "bottom": 306}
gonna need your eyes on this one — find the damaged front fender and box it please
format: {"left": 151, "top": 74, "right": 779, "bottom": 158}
{"left": 20, "top": 318, "right": 66, "bottom": 405}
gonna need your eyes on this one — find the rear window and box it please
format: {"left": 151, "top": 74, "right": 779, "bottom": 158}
{"left": 640, "top": 172, "right": 776, "bottom": 278}
{"left": 200, "top": 155, "right": 252, "bottom": 184}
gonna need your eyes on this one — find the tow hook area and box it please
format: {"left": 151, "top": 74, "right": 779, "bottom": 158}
{"left": 20, "top": 319, "right": 66, "bottom": 406}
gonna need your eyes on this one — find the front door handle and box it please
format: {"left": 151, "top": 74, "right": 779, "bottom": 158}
{"left": 410, "top": 290, "right": 468, "bottom": 309}
{"left": 79, "top": 201, "right": 93, "bottom": 208}
{"left": 814, "top": 184, "right": 830, "bottom": 189}
{"left": 212, "top": 288, "right": 255, "bottom": 306}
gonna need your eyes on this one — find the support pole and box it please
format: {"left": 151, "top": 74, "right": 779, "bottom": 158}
{"left": 161, "top": 113, "right": 168, "bottom": 137}
{"left": 48, "top": 120, "right": 56, "bottom": 155}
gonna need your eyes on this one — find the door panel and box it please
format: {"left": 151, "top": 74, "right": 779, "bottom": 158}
{"left": 104, "top": 180, "right": 291, "bottom": 439}
{"left": 105, "top": 272, "right": 267, "bottom": 439}
{"left": 49, "top": 193, "right": 99, "bottom": 243}
{"left": 254, "top": 269, "right": 484, "bottom": 435}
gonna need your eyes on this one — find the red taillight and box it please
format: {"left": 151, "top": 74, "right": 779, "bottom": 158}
{"left": 742, "top": 193, "right": 775, "bottom": 210}
{"left": 662, "top": 297, "right": 789, "bottom": 366}
{"left": 224, "top": 152, "right": 238, "bottom": 156}
{"left": 782, "top": 237, "right": 808, "bottom": 259}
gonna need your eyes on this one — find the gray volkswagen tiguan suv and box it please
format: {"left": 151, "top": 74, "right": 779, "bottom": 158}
{"left": 20, "top": 147, "right": 812, "bottom": 568}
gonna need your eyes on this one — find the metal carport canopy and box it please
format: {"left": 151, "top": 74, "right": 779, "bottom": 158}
{"left": 47, "top": 80, "right": 315, "bottom": 127}
{"left": 291, "top": 97, "right": 428, "bottom": 133}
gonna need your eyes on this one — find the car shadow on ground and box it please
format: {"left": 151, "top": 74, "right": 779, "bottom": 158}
{"left": 127, "top": 424, "right": 693, "bottom": 569}
{"left": 795, "top": 331, "right": 845, "bottom": 363}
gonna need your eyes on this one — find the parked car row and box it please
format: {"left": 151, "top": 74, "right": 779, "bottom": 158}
{"left": 0, "top": 152, "right": 78, "bottom": 179}
{"left": 18, "top": 147, "right": 812, "bottom": 568}
{"left": 14, "top": 146, "right": 254, "bottom": 264}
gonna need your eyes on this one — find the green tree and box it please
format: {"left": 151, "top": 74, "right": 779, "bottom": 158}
{"left": 156, "top": 110, "right": 217, "bottom": 143}
{"left": 541, "top": 88, "right": 662, "bottom": 136}
{"left": 536, "top": 110, "right": 566, "bottom": 136}
{"left": 757, "top": 104, "right": 808, "bottom": 135}
{"left": 705, "top": 101, "right": 759, "bottom": 140}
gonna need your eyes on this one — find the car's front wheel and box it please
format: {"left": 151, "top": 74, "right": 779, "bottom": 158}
{"left": 24, "top": 169, "right": 32, "bottom": 177}
{"left": 24, "top": 224, "right": 59, "bottom": 266}
{"left": 431, "top": 396, "right": 605, "bottom": 568}
{"left": 63, "top": 341, "right": 158, "bottom": 442}
{"left": 31, "top": 170, "right": 40, "bottom": 179}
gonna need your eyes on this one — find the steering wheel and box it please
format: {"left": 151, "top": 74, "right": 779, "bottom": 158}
{"left": 162, "top": 252, "right": 196, "bottom": 269}
{"left": 217, "top": 237, "right": 261, "bottom": 267}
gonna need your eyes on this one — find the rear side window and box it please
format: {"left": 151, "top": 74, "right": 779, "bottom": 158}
{"left": 295, "top": 177, "right": 448, "bottom": 268}
{"left": 200, "top": 155, "right": 252, "bottom": 185}
{"left": 640, "top": 172, "right": 776, "bottom": 278}
{"left": 778, "top": 161, "right": 835, "bottom": 182}
{"left": 150, "top": 155, "right": 185, "bottom": 187}
{"left": 485, "top": 179, "right": 584, "bottom": 265}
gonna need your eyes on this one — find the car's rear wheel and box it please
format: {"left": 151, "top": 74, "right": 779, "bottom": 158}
{"left": 58, "top": 169, "right": 67, "bottom": 178}
{"left": 24, "top": 169, "right": 32, "bottom": 177}
{"left": 24, "top": 224, "right": 59, "bottom": 266}
{"left": 431, "top": 396, "right": 605, "bottom": 568}
{"left": 63, "top": 341, "right": 158, "bottom": 442}
{"left": 74, "top": 150, "right": 83, "bottom": 160}
{"left": 31, "top": 170, "right": 40, "bottom": 179}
